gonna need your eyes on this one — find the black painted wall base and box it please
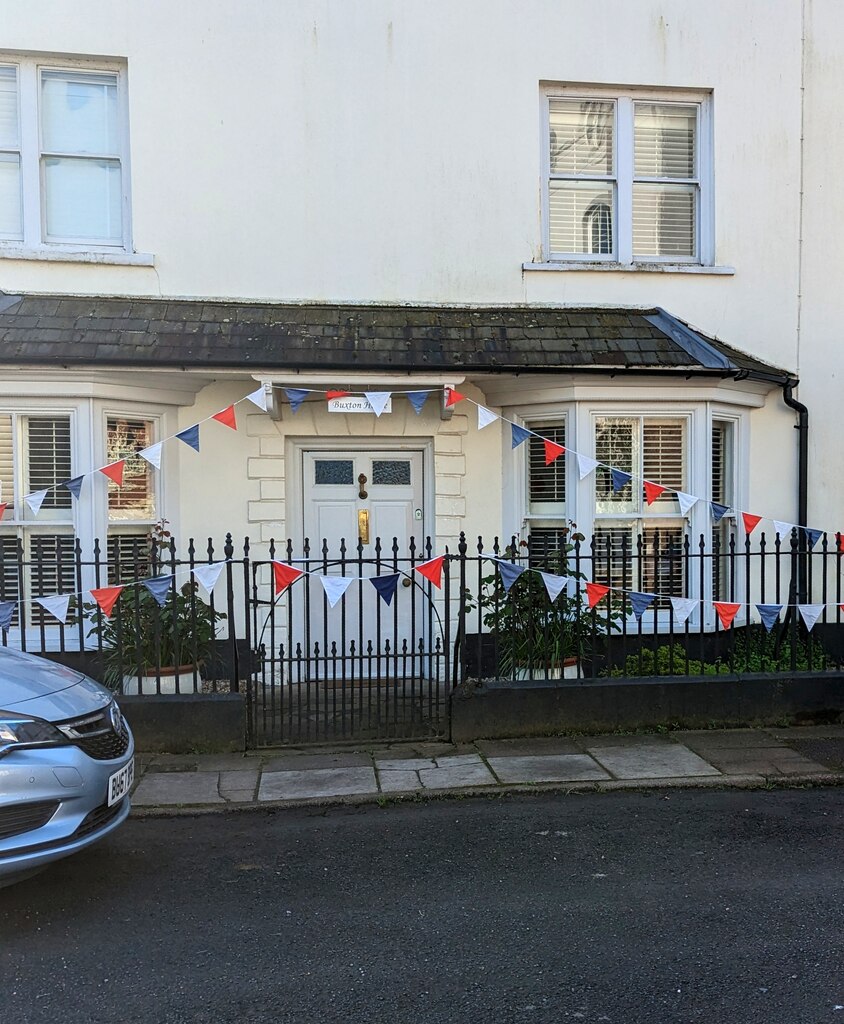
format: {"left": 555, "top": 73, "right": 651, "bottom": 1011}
{"left": 117, "top": 692, "right": 246, "bottom": 753}
{"left": 450, "top": 673, "right": 844, "bottom": 742}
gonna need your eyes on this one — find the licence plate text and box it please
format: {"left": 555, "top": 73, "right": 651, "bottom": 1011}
{"left": 107, "top": 759, "right": 134, "bottom": 807}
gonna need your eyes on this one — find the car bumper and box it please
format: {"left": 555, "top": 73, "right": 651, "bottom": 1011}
{"left": 0, "top": 727, "right": 135, "bottom": 881}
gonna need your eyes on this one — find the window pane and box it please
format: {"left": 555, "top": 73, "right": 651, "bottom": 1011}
{"left": 107, "top": 417, "right": 155, "bottom": 521}
{"left": 634, "top": 103, "right": 697, "bottom": 179}
{"left": 632, "top": 183, "right": 695, "bottom": 258}
{"left": 549, "top": 181, "right": 614, "bottom": 255}
{"left": 26, "top": 417, "right": 71, "bottom": 510}
{"left": 595, "top": 417, "right": 637, "bottom": 513}
{"left": 107, "top": 533, "right": 153, "bottom": 585}
{"left": 0, "top": 153, "right": 22, "bottom": 239}
{"left": 29, "top": 532, "right": 75, "bottom": 624}
{"left": 0, "top": 534, "right": 20, "bottom": 624}
{"left": 41, "top": 71, "right": 119, "bottom": 154}
{"left": 641, "top": 524, "right": 686, "bottom": 601}
{"left": 529, "top": 424, "right": 566, "bottom": 505}
{"left": 43, "top": 156, "right": 122, "bottom": 242}
{"left": 643, "top": 421, "right": 684, "bottom": 497}
{"left": 371, "top": 460, "right": 411, "bottom": 485}
{"left": 0, "top": 414, "right": 13, "bottom": 507}
{"left": 592, "top": 524, "right": 635, "bottom": 593}
{"left": 314, "top": 460, "right": 354, "bottom": 485}
{"left": 0, "top": 66, "right": 18, "bottom": 147}
{"left": 549, "top": 99, "right": 614, "bottom": 175}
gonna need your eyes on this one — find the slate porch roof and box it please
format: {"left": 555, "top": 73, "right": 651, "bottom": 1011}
{"left": 0, "top": 292, "right": 792, "bottom": 381}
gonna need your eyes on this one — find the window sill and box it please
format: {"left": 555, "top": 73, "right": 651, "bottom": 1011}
{"left": 523, "top": 261, "right": 735, "bottom": 276}
{"left": 0, "top": 246, "right": 155, "bottom": 267}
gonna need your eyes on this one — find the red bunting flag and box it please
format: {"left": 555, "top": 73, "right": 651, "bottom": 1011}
{"left": 585, "top": 582, "right": 610, "bottom": 609}
{"left": 643, "top": 481, "right": 666, "bottom": 506}
{"left": 90, "top": 586, "right": 123, "bottom": 618}
{"left": 212, "top": 405, "right": 237, "bottom": 430}
{"left": 326, "top": 390, "right": 349, "bottom": 400}
{"left": 272, "top": 561, "right": 305, "bottom": 594}
{"left": 445, "top": 388, "right": 465, "bottom": 407}
{"left": 713, "top": 601, "right": 741, "bottom": 629}
{"left": 741, "top": 512, "right": 762, "bottom": 535}
{"left": 0, "top": 502, "right": 7, "bottom": 519}
{"left": 414, "top": 555, "right": 445, "bottom": 589}
{"left": 99, "top": 461, "right": 125, "bottom": 487}
{"left": 544, "top": 440, "right": 566, "bottom": 466}
{"left": 837, "top": 533, "right": 843, "bottom": 553}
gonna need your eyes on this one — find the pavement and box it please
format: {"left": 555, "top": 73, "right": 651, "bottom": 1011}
{"left": 130, "top": 723, "right": 844, "bottom": 813}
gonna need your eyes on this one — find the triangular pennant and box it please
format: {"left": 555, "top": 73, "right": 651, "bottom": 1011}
{"left": 326, "top": 390, "right": 349, "bottom": 401}
{"left": 99, "top": 460, "right": 125, "bottom": 487}
{"left": 176, "top": 424, "right": 200, "bottom": 452}
{"left": 741, "top": 512, "right": 762, "bottom": 535}
{"left": 710, "top": 502, "right": 729, "bottom": 523}
{"left": 477, "top": 405, "right": 499, "bottom": 430}
{"left": 838, "top": 533, "right": 844, "bottom": 554}
{"left": 444, "top": 388, "right": 465, "bottom": 407}
{"left": 669, "top": 596, "right": 698, "bottom": 625}
{"left": 143, "top": 575, "right": 173, "bottom": 606}
{"left": 585, "top": 582, "right": 610, "bottom": 609}
{"left": 272, "top": 561, "right": 305, "bottom": 595}
{"left": 713, "top": 601, "right": 741, "bottom": 629}
{"left": 320, "top": 575, "right": 354, "bottom": 609}
{"left": 511, "top": 424, "right": 532, "bottom": 449}
{"left": 0, "top": 502, "right": 7, "bottom": 519}
{"left": 0, "top": 600, "right": 15, "bottom": 630}
{"left": 773, "top": 520, "right": 795, "bottom": 541}
{"left": 24, "top": 489, "right": 48, "bottom": 515}
{"left": 610, "top": 468, "right": 632, "bottom": 493}
{"left": 364, "top": 392, "right": 391, "bottom": 417}
{"left": 90, "top": 586, "right": 123, "bottom": 618}
{"left": 245, "top": 386, "right": 268, "bottom": 412}
{"left": 798, "top": 603, "right": 825, "bottom": 632}
{"left": 643, "top": 481, "right": 666, "bottom": 506}
{"left": 212, "top": 405, "right": 237, "bottom": 430}
{"left": 576, "top": 454, "right": 599, "bottom": 480}
{"left": 540, "top": 572, "right": 569, "bottom": 603}
{"left": 804, "top": 527, "right": 822, "bottom": 549}
{"left": 370, "top": 573, "right": 400, "bottom": 606}
{"left": 756, "top": 603, "right": 783, "bottom": 633}
{"left": 283, "top": 388, "right": 309, "bottom": 413}
{"left": 675, "top": 491, "right": 699, "bottom": 517}
{"left": 407, "top": 391, "right": 430, "bottom": 415}
{"left": 192, "top": 562, "right": 225, "bottom": 595}
{"left": 629, "top": 591, "right": 656, "bottom": 620}
{"left": 35, "top": 593, "right": 71, "bottom": 625}
{"left": 139, "top": 442, "right": 162, "bottom": 470}
{"left": 63, "top": 476, "right": 85, "bottom": 501}
{"left": 497, "top": 560, "right": 526, "bottom": 593}
{"left": 544, "top": 440, "right": 565, "bottom": 466}
{"left": 414, "top": 555, "right": 445, "bottom": 589}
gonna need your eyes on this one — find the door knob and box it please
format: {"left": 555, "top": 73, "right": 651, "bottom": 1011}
{"left": 358, "top": 473, "right": 368, "bottom": 499}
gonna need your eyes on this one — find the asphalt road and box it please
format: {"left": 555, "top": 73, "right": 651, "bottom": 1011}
{"left": 1, "top": 788, "right": 843, "bottom": 1024}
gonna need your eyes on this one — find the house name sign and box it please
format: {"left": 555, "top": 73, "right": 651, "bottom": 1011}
{"left": 328, "top": 396, "right": 393, "bottom": 414}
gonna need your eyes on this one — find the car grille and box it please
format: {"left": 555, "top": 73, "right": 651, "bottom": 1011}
{"left": 56, "top": 705, "right": 130, "bottom": 761}
{"left": 74, "top": 799, "right": 125, "bottom": 840}
{"left": 0, "top": 800, "right": 60, "bottom": 841}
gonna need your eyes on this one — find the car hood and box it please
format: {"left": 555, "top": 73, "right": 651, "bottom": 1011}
{"left": 0, "top": 648, "right": 112, "bottom": 721}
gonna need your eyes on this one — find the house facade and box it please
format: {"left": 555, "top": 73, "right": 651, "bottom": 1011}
{"left": 0, "top": 2, "right": 841, "bottom": 732}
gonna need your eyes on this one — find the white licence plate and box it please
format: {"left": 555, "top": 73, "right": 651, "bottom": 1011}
{"left": 107, "top": 759, "right": 135, "bottom": 807}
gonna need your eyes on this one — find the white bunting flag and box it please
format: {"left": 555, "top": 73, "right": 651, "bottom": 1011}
{"left": 35, "top": 593, "right": 71, "bottom": 624}
{"left": 320, "top": 575, "right": 355, "bottom": 608}
{"left": 139, "top": 442, "right": 163, "bottom": 470}
{"left": 773, "top": 520, "right": 796, "bottom": 541}
{"left": 192, "top": 562, "right": 225, "bottom": 595}
{"left": 576, "top": 454, "right": 600, "bottom": 480}
{"left": 364, "top": 392, "right": 391, "bottom": 417}
{"left": 245, "top": 386, "right": 268, "bottom": 412}
{"left": 675, "top": 491, "right": 699, "bottom": 517}
{"left": 669, "top": 596, "right": 698, "bottom": 625}
{"left": 539, "top": 572, "right": 570, "bottom": 603}
{"left": 477, "top": 405, "right": 499, "bottom": 430}
{"left": 25, "top": 489, "right": 48, "bottom": 516}
{"left": 798, "top": 603, "right": 825, "bottom": 632}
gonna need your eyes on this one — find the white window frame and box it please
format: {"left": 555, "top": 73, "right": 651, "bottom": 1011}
{"left": 540, "top": 84, "right": 714, "bottom": 267}
{"left": 0, "top": 54, "right": 132, "bottom": 255}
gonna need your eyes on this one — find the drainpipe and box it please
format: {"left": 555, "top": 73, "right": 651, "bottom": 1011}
{"left": 781, "top": 378, "right": 809, "bottom": 602}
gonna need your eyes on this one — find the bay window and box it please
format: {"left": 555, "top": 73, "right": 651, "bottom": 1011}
{"left": 106, "top": 416, "right": 156, "bottom": 584}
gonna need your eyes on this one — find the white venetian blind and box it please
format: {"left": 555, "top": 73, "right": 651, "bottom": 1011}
{"left": 549, "top": 99, "right": 614, "bottom": 175}
{"left": 595, "top": 417, "right": 636, "bottom": 509}
{"left": 26, "top": 416, "right": 72, "bottom": 510}
{"left": 634, "top": 103, "right": 697, "bottom": 178}
{"left": 643, "top": 421, "right": 684, "bottom": 499}
{"left": 107, "top": 417, "right": 155, "bottom": 521}
{"left": 0, "top": 65, "right": 21, "bottom": 240}
{"left": 528, "top": 424, "right": 566, "bottom": 506}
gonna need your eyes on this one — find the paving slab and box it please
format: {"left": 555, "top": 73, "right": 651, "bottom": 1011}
{"left": 674, "top": 729, "right": 786, "bottom": 749}
{"left": 587, "top": 743, "right": 721, "bottom": 780}
{"left": 378, "top": 769, "right": 423, "bottom": 793}
{"left": 375, "top": 758, "right": 435, "bottom": 771}
{"left": 418, "top": 761, "right": 496, "bottom": 789}
{"left": 219, "top": 769, "right": 259, "bottom": 799}
{"left": 262, "top": 752, "right": 373, "bottom": 772}
{"left": 476, "top": 737, "right": 585, "bottom": 757}
{"left": 576, "top": 733, "right": 674, "bottom": 748}
{"left": 192, "top": 755, "right": 257, "bottom": 772}
{"left": 487, "top": 754, "right": 611, "bottom": 784}
{"left": 258, "top": 766, "right": 378, "bottom": 801}
{"left": 783, "top": 738, "right": 844, "bottom": 771}
{"left": 132, "top": 771, "right": 224, "bottom": 806}
{"left": 696, "top": 747, "right": 828, "bottom": 775}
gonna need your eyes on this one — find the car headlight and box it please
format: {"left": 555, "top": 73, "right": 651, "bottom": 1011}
{"left": 0, "top": 711, "right": 67, "bottom": 757}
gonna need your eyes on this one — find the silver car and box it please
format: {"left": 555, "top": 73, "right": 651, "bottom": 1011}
{"left": 0, "top": 647, "right": 134, "bottom": 886}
